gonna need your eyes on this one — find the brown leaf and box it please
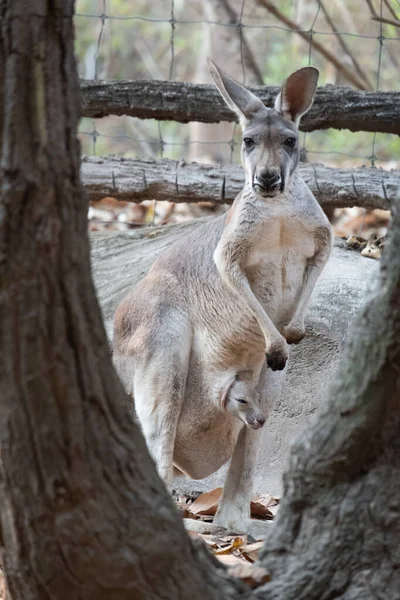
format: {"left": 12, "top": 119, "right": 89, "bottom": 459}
{"left": 250, "top": 494, "right": 279, "bottom": 518}
{"left": 218, "top": 555, "right": 271, "bottom": 588}
{"left": 266, "top": 503, "right": 280, "bottom": 517}
{"left": 214, "top": 536, "right": 245, "bottom": 555}
{"left": 345, "top": 235, "right": 367, "bottom": 251}
{"left": 361, "top": 241, "right": 381, "bottom": 259}
{"left": 183, "top": 512, "right": 201, "bottom": 521}
{"left": 216, "top": 554, "right": 247, "bottom": 567}
{"left": 188, "top": 488, "right": 222, "bottom": 516}
{"left": 227, "top": 563, "right": 271, "bottom": 589}
{"left": 241, "top": 541, "right": 264, "bottom": 563}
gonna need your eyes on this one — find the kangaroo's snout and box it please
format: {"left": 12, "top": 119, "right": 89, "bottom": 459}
{"left": 245, "top": 409, "right": 266, "bottom": 430}
{"left": 256, "top": 414, "right": 266, "bottom": 427}
{"left": 254, "top": 167, "right": 282, "bottom": 196}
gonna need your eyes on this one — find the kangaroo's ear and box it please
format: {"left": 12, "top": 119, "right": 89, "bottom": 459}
{"left": 221, "top": 381, "right": 233, "bottom": 409}
{"left": 208, "top": 58, "right": 265, "bottom": 126}
{"left": 274, "top": 66, "right": 319, "bottom": 125}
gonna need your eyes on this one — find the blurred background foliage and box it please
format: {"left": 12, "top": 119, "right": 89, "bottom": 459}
{"left": 75, "top": 0, "right": 400, "bottom": 168}
{"left": 74, "top": 0, "right": 399, "bottom": 234}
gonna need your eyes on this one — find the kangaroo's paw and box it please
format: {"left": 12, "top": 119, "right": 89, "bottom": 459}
{"left": 266, "top": 338, "right": 288, "bottom": 371}
{"left": 283, "top": 323, "right": 305, "bottom": 345}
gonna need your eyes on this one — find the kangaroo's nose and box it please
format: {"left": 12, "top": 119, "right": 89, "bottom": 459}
{"left": 257, "top": 167, "right": 280, "bottom": 188}
{"left": 256, "top": 414, "right": 266, "bottom": 427}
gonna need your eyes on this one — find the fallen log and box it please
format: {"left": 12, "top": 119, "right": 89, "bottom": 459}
{"left": 82, "top": 156, "right": 398, "bottom": 211}
{"left": 80, "top": 79, "right": 400, "bottom": 135}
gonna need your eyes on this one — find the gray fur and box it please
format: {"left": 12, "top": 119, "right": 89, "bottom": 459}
{"left": 113, "top": 61, "right": 332, "bottom": 535}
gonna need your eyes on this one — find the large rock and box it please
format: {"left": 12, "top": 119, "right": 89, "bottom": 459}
{"left": 91, "top": 218, "right": 379, "bottom": 496}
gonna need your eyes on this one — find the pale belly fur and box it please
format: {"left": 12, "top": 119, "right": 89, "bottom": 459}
{"left": 173, "top": 402, "right": 243, "bottom": 479}
{"left": 172, "top": 251, "right": 309, "bottom": 480}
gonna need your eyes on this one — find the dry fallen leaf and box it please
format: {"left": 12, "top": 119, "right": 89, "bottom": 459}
{"left": 361, "top": 244, "right": 381, "bottom": 259}
{"left": 216, "top": 554, "right": 247, "bottom": 567}
{"left": 267, "top": 504, "right": 279, "bottom": 517}
{"left": 188, "top": 530, "right": 247, "bottom": 554}
{"left": 228, "top": 563, "right": 271, "bottom": 588}
{"left": 217, "top": 555, "right": 271, "bottom": 588}
{"left": 188, "top": 488, "right": 223, "bottom": 516}
{"left": 214, "top": 536, "right": 245, "bottom": 555}
{"left": 241, "top": 541, "right": 264, "bottom": 563}
{"left": 345, "top": 233, "right": 385, "bottom": 260}
{"left": 187, "top": 488, "right": 280, "bottom": 519}
{"left": 250, "top": 494, "right": 280, "bottom": 519}
{"left": 174, "top": 495, "right": 195, "bottom": 519}
{"left": 90, "top": 196, "right": 128, "bottom": 209}
{"left": 345, "top": 235, "right": 367, "bottom": 251}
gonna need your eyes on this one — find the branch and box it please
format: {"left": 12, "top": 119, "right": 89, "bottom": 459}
{"left": 383, "top": 0, "right": 399, "bottom": 21}
{"left": 366, "top": 0, "right": 400, "bottom": 27}
{"left": 319, "top": 0, "right": 373, "bottom": 89}
{"left": 218, "top": 0, "right": 264, "bottom": 85}
{"left": 255, "top": 0, "right": 369, "bottom": 90}
{"left": 80, "top": 80, "right": 400, "bottom": 135}
{"left": 366, "top": 0, "right": 400, "bottom": 69}
{"left": 371, "top": 14, "right": 400, "bottom": 28}
{"left": 365, "top": 0, "right": 379, "bottom": 17}
{"left": 82, "top": 156, "right": 398, "bottom": 211}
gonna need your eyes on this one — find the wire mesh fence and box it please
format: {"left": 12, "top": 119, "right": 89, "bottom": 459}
{"left": 75, "top": 0, "right": 400, "bottom": 232}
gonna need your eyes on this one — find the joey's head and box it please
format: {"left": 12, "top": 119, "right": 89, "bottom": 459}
{"left": 221, "top": 371, "right": 266, "bottom": 430}
{"left": 208, "top": 59, "right": 319, "bottom": 199}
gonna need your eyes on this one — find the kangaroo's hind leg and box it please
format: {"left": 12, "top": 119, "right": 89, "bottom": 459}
{"left": 214, "top": 361, "right": 286, "bottom": 535}
{"left": 133, "top": 314, "right": 192, "bottom": 488}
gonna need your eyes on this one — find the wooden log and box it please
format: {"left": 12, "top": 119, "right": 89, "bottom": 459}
{"left": 82, "top": 156, "right": 399, "bottom": 211}
{"left": 80, "top": 79, "right": 400, "bottom": 135}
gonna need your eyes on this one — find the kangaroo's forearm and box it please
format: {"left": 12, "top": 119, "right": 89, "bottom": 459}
{"left": 214, "top": 243, "right": 283, "bottom": 349}
{"left": 289, "top": 239, "right": 332, "bottom": 330}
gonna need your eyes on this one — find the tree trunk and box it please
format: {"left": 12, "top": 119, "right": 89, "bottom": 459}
{"left": 257, "top": 198, "right": 400, "bottom": 599}
{"left": 0, "top": 2, "right": 240, "bottom": 599}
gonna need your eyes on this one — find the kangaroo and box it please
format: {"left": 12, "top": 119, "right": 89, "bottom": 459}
{"left": 113, "top": 60, "right": 333, "bottom": 535}
{"left": 222, "top": 370, "right": 266, "bottom": 430}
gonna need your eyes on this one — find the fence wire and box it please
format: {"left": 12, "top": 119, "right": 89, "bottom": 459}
{"left": 76, "top": 0, "right": 399, "bottom": 229}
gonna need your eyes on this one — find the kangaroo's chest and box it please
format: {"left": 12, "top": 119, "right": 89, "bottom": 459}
{"left": 244, "top": 216, "right": 318, "bottom": 322}
{"left": 246, "top": 216, "right": 317, "bottom": 266}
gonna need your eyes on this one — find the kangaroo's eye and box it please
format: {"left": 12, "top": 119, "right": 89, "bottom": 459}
{"left": 284, "top": 137, "right": 296, "bottom": 148}
{"left": 236, "top": 398, "right": 247, "bottom": 404}
{"left": 243, "top": 137, "right": 254, "bottom": 148}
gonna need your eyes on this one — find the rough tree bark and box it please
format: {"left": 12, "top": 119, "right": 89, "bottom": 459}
{"left": 82, "top": 155, "right": 398, "bottom": 210}
{"left": 256, "top": 198, "right": 400, "bottom": 599}
{"left": 80, "top": 79, "right": 400, "bottom": 134}
{"left": 0, "top": 2, "right": 241, "bottom": 599}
